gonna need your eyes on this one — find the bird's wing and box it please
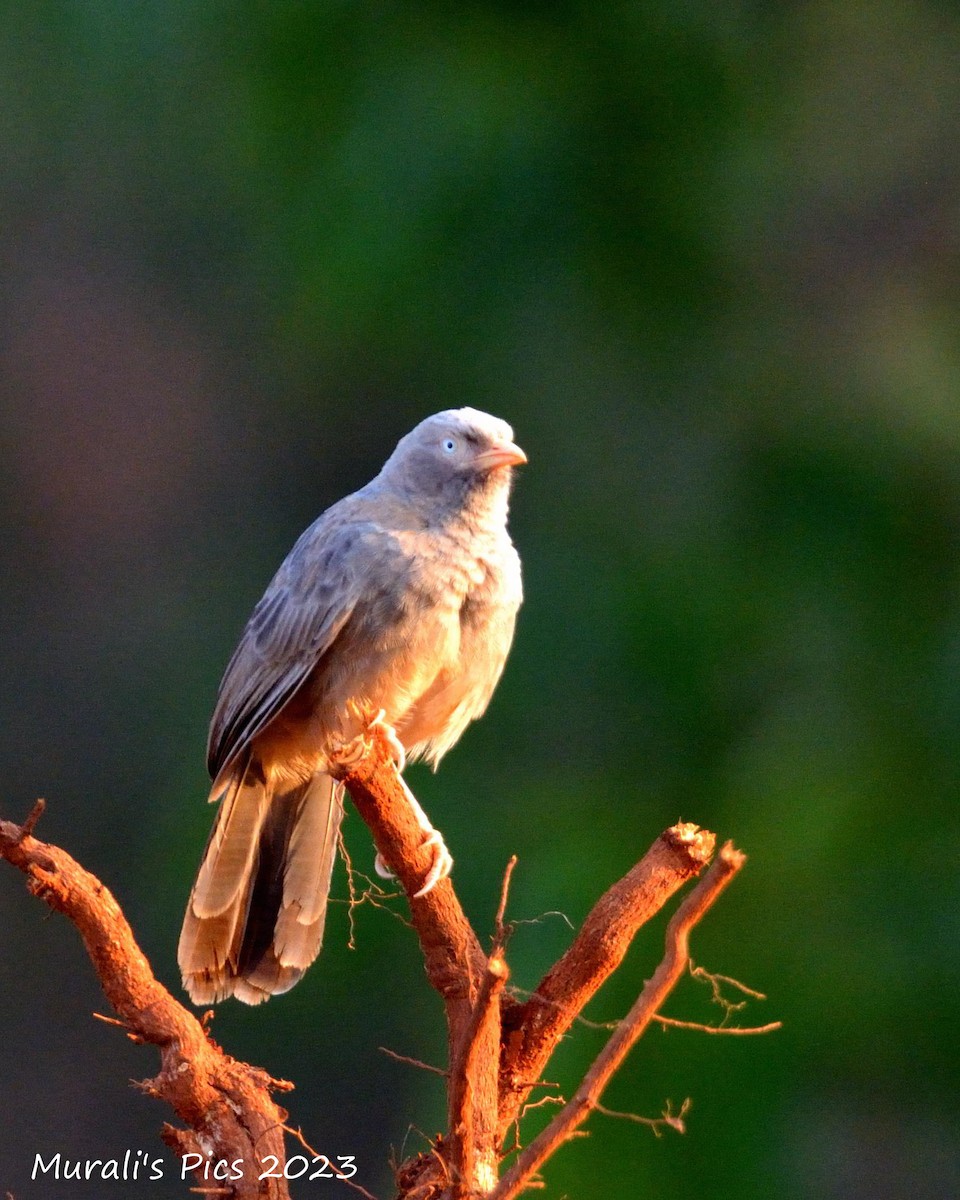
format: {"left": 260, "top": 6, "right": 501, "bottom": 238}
{"left": 206, "top": 510, "right": 411, "bottom": 781}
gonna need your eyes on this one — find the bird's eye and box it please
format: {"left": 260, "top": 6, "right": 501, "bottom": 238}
{"left": 441, "top": 437, "right": 457, "bottom": 453}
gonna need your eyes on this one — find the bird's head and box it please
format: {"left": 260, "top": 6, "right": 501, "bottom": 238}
{"left": 380, "top": 408, "right": 526, "bottom": 525}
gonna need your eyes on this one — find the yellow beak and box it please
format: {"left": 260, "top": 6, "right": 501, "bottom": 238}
{"left": 473, "top": 440, "right": 528, "bottom": 471}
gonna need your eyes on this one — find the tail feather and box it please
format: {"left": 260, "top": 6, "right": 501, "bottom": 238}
{"left": 285, "top": 779, "right": 344, "bottom": 927}
{"left": 191, "top": 751, "right": 269, "bottom": 919}
{"left": 178, "top": 762, "right": 344, "bottom": 1005}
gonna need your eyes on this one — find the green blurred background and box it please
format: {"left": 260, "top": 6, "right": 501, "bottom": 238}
{"left": 2, "top": 2, "right": 959, "bottom": 1197}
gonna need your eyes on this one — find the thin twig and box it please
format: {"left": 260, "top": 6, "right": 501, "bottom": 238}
{"left": 282, "top": 1124, "right": 380, "bottom": 1200}
{"left": 17, "top": 798, "right": 46, "bottom": 841}
{"left": 495, "top": 856, "right": 519, "bottom": 941}
{"left": 511, "top": 910, "right": 574, "bottom": 932}
{"left": 653, "top": 1015, "right": 782, "bottom": 1035}
{"left": 572, "top": 1012, "right": 619, "bottom": 1031}
{"left": 92, "top": 1011, "right": 128, "bottom": 1029}
{"left": 594, "top": 1097, "right": 691, "bottom": 1136}
{"left": 690, "top": 961, "right": 768, "bottom": 1001}
{"left": 378, "top": 1047, "right": 448, "bottom": 1077}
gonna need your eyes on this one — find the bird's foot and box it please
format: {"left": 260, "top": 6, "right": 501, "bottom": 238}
{"left": 402, "top": 774, "right": 454, "bottom": 896}
{"left": 367, "top": 709, "right": 406, "bottom": 772}
{"left": 328, "top": 729, "right": 370, "bottom": 769}
{"left": 329, "top": 707, "right": 406, "bottom": 771}
{"left": 374, "top": 773, "right": 454, "bottom": 897}
{"left": 412, "top": 830, "right": 454, "bottom": 898}
{"left": 374, "top": 833, "right": 453, "bottom": 898}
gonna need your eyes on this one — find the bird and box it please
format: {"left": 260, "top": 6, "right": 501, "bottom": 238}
{"left": 178, "top": 408, "right": 525, "bottom": 1005}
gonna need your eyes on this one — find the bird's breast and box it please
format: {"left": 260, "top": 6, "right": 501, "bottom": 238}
{"left": 391, "top": 526, "right": 521, "bottom": 764}
{"left": 257, "top": 522, "right": 520, "bottom": 778}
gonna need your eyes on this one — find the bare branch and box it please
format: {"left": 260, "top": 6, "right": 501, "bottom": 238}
{"left": 490, "top": 842, "right": 746, "bottom": 1200}
{"left": 6, "top": 736, "right": 764, "bottom": 1200}
{"left": 448, "top": 950, "right": 509, "bottom": 1197}
{"left": 498, "top": 822, "right": 716, "bottom": 1137}
{"left": 282, "top": 1124, "right": 380, "bottom": 1200}
{"left": 330, "top": 727, "right": 513, "bottom": 1196}
{"left": 379, "top": 1047, "right": 448, "bottom": 1077}
{"left": 325, "top": 740, "right": 750, "bottom": 1200}
{"left": 328, "top": 728, "right": 493, "bottom": 998}
{"left": 495, "top": 856, "right": 519, "bottom": 941}
{"left": 0, "top": 805, "right": 293, "bottom": 1199}
{"left": 653, "top": 1015, "right": 782, "bottom": 1035}
{"left": 594, "top": 1097, "right": 691, "bottom": 1137}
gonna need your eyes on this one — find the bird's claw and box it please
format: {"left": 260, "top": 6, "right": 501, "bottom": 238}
{"left": 327, "top": 730, "right": 369, "bottom": 768}
{"left": 368, "top": 732, "right": 451, "bottom": 897}
{"left": 329, "top": 708, "right": 406, "bottom": 771}
{"left": 374, "top": 832, "right": 453, "bottom": 898}
{"left": 413, "top": 830, "right": 453, "bottom": 898}
{"left": 368, "top": 709, "right": 406, "bottom": 772}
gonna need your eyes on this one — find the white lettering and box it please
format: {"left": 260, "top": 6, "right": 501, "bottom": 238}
{"left": 31, "top": 1153, "right": 61, "bottom": 1180}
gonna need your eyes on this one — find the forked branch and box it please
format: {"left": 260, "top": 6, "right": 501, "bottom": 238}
{"left": 490, "top": 844, "right": 746, "bottom": 1200}
{"left": 332, "top": 728, "right": 768, "bottom": 1199}
{"left": 2, "top": 732, "right": 770, "bottom": 1200}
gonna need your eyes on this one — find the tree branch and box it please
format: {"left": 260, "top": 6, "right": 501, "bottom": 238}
{"left": 330, "top": 729, "right": 515, "bottom": 1195}
{"left": 0, "top": 801, "right": 293, "bottom": 1200}
{"left": 490, "top": 842, "right": 746, "bottom": 1200}
{"left": 330, "top": 731, "right": 751, "bottom": 1199}
{"left": 328, "top": 733, "right": 492, "bottom": 997}
{"left": 448, "top": 949, "right": 509, "bottom": 1196}
{"left": 497, "top": 821, "right": 715, "bottom": 1137}
{"left": 4, "top": 737, "right": 768, "bottom": 1200}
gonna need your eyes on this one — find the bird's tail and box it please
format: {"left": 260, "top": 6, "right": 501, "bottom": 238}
{"left": 178, "top": 753, "right": 344, "bottom": 1005}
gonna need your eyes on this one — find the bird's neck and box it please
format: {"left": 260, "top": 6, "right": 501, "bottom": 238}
{"left": 389, "top": 470, "right": 512, "bottom": 539}
{"left": 466, "top": 473, "right": 512, "bottom": 534}
{"left": 448, "top": 470, "right": 513, "bottom": 539}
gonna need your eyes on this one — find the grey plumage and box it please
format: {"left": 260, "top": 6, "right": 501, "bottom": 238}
{"left": 179, "top": 408, "right": 525, "bottom": 1004}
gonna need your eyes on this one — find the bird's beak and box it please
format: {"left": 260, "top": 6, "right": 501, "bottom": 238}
{"left": 474, "top": 439, "right": 528, "bottom": 471}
